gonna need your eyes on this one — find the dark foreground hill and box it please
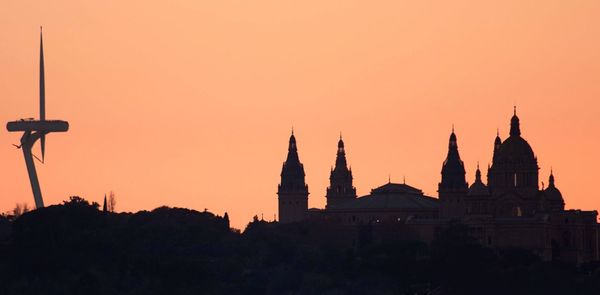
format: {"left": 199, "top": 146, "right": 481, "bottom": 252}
{"left": 0, "top": 197, "right": 597, "bottom": 295}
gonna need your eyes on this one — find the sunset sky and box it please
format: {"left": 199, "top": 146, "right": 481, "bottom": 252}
{"left": 1, "top": 1, "right": 599, "bottom": 228}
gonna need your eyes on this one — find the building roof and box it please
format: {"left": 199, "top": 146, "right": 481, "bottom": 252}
{"left": 371, "top": 182, "right": 423, "bottom": 195}
{"left": 331, "top": 182, "right": 438, "bottom": 210}
{"left": 494, "top": 111, "right": 537, "bottom": 167}
{"left": 496, "top": 136, "right": 536, "bottom": 164}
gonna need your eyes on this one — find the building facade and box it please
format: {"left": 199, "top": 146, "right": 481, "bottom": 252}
{"left": 276, "top": 110, "right": 599, "bottom": 263}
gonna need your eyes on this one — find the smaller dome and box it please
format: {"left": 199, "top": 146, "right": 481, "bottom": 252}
{"left": 468, "top": 181, "right": 489, "bottom": 196}
{"left": 468, "top": 166, "right": 490, "bottom": 196}
{"left": 544, "top": 172, "right": 563, "bottom": 201}
{"left": 544, "top": 186, "right": 562, "bottom": 201}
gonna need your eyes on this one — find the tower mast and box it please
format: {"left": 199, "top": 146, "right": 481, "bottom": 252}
{"left": 6, "top": 28, "right": 69, "bottom": 209}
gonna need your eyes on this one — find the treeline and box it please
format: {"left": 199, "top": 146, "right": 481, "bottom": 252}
{"left": 0, "top": 197, "right": 597, "bottom": 295}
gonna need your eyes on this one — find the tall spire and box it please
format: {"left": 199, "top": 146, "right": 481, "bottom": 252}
{"left": 40, "top": 26, "right": 46, "bottom": 161}
{"left": 510, "top": 106, "right": 521, "bottom": 137}
{"left": 326, "top": 134, "right": 356, "bottom": 208}
{"left": 549, "top": 167, "right": 555, "bottom": 187}
{"left": 440, "top": 127, "right": 467, "bottom": 190}
{"left": 278, "top": 131, "right": 308, "bottom": 223}
{"left": 449, "top": 126, "right": 457, "bottom": 148}
{"left": 335, "top": 135, "right": 347, "bottom": 169}
{"left": 286, "top": 130, "right": 298, "bottom": 162}
{"left": 332, "top": 134, "right": 350, "bottom": 175}
{"left": 40, "top": 27, "right": 45, "bottom": 121}
{"left": 280, "top": 130, "right": 306, "bottom": 190}
{"left": 448, "top": 126, "right": 458, "bottom": 153}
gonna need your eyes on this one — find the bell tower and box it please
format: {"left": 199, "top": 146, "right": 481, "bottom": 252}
{"left": 438, "top": 127, "right": 468, "bottom": 218}
{"left": 277, "top": 130, "right": 309, "bottom": 223}
{"left": 326, "top": 134, "right": 357, "bottom": 208}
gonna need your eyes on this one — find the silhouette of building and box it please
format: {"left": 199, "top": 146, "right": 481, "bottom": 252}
{"left": 277, "top": 109, "right": 599, "bottom": 264}
{"left": 438, "top": 128, "right": 468, "bottom": 219}
{"left": 325, "top": 135, "right": 357, "bottom": 208}
{"left": 277, "top": 130, "right": 309, "bottom": 223}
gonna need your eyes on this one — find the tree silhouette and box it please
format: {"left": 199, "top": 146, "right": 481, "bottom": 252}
{"left": 11, "top": 203, "right": 29, "bottom": 218}
{"left": 107, "top": 191, "right": 117, "bottom": 212}
{"left": 0, "top": 197, "right": 596, "bottom": 294}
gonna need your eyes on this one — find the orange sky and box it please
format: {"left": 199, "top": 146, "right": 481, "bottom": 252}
{"left": 1, "top": 1, "right": 599, "bottom": 229}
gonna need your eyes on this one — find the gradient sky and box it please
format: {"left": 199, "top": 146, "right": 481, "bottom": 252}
{"left": 1, "top": 1, "right": 599, "bottom": 229}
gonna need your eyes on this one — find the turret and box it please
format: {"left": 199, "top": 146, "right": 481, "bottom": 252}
{"left": 493, "top": 129, "right": 502, "bottom": 161}
{"left": 469, "top": 163, "right": 489, "bottom": 195}
{"left": 510, "top": 106, "right": 521, "bottom": 137}
{"left": 439, "top": 128, "right": 467, "bottom": 191}
{"left": 438, "top": 127, "right": 468, "bottom": 219}
{"left": 466, "top": 163, "right": 491, "bottom": 215}
{"left": 542, "top": 169, "right": 565, "bottom": 212}
{"left": 326, "top": 134, "right": 357, "bottom": 208}
{"left": 277, "top": 130, "right": 309, "bottom": 223}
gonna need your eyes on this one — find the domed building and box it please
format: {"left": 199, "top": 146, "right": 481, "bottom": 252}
{"left": 442, "top": 109, "right": 598, "bottom": 263}
{"left": 540, "top": 170, "right": 565, "bottom": 212}
{"left": 277, "top": 109, "right": 599, "bottom": 264}
{"left": 465, "top": 164, "right": 491, "bottom": 215}
{"left": 486, "top": 107, "right": 541, "bottom": 217}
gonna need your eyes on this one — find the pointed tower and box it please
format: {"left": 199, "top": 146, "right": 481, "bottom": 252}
{"left": 326, "top": 135, "right": 357, "bottom": 208}
{"left": 438, "top": 128, "right": 468, "bottom": 218}
{"left": 489, "top": 130, "right": 502, "bottom": 185}
{"left": 102, "top": 194, "right": 108, "bottom": 213}
{"left": 493, "top": 130, "right": 502, "bottom": 161}
{"left": 277, "top": 130, "right": 309, "bottom": 223}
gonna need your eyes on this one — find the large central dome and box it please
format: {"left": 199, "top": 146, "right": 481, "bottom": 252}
{"left": 488, "top": 109, "right": 539, "bottom": 192}
{"left": 493, "top": 110, "right": 537, "bottom": 168}
{"left": 495, "top": 136, "right": 536, "bottom": 167}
